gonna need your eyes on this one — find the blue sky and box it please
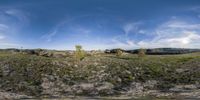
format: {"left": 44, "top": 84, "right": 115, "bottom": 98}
{"left": 0, "top": 0, "right": 200, "bottom": 50}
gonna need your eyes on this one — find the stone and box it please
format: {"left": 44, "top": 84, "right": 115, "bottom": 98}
{"left": 0, "top": 90, "right": 32, "bottom": 100}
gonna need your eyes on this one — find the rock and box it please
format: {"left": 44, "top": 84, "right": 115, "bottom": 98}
{"left": 146, "top": 90, "right": 173, "bottom": 97}
{"left": 176, "top": 68, "right": 189, "bottom": 73}
{"left": 1, "top": 64, "right": 11, "bottom": 76}
{"left": 41, "top": 77, "right": 57, "bottom": 95}
{"left": 0, "top": 90, "right": 32, "bottom": 99}
{"left": 95, "top": 82, "right": 114, "bottom": 95}
{"left": 80, "top": 83, "right": 94, "bottom": 90}
{"left": 52, "top": 52, "right": 67, "bottom": 58}
{"left": 179, "top": 90, "right": 200, "bottom": 99}
{"left": 96, "top": 82, "right": 114, "bottom": 91}
{"left": 71, "top": 83, "right": 96, "bottom": 95}
{"left": 116, "top": 77, "right": 122, "bottom": 83}
{"left": 39, "top": 51, "right": 52, "bottom": 57}
{"left": 41, "top": 74, "right": 70, "bottom": 96}
{"left": 144, "top": 80, "right": 157, "bottom": 89}
{"left": 128, "top": 82, "right": 144, "bottom": 95}
{"left": 169, "top": 84, "right": 197, "bottom": 93}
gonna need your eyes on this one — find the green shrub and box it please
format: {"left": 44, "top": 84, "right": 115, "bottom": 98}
{"left": 116, "top": 49, "right": 123, "bottom": 57}
{"left": 138, "top": 48, "right": 146, "bottom": 57}
{"left": 74, "top": 45, "right": 85, "bottom": 61}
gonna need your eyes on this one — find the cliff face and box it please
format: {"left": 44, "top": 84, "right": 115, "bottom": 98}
{"left": 0, "top": 50, "right": 200, "bottom": 99}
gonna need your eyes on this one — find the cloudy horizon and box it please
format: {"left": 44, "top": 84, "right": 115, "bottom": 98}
{"left": 0, "top": 0, "right": 200, "bottom": 50}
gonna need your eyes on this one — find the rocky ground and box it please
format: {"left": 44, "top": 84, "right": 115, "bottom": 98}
{"left": 0, "top": 50, "right": 200, "bottom": 99}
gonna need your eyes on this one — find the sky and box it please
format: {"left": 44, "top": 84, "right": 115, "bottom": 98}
{"left": 0, "top": 0, "right": 200, "bottom": 50}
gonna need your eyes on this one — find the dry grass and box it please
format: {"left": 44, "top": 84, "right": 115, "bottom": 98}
{"left": 0, "top": 51, "right": 199, "bottom": 96}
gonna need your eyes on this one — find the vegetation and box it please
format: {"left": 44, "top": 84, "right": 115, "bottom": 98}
{"left": 0, "top": 50, "right": 200, "bottom": 98}
{"left": 116, "top": 49, "right": 123, "bottom": 57}
{"left": 74, "top": 45, "right": 85, "bottom": 61}
{"left": 138, "top": 48, "right": 146, "bottom": 57}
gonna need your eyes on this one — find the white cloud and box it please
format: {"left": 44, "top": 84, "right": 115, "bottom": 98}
{"left": 0, "top": 35, "right": 5, "bottom": 40}
{"left": 138, "top": 30, "right": 146, "bottom": 34}
{"left": 0, "top": 24, "right": 9, "bottom": 30}
{"left": 137, "top": 19, "right": 200, "bottom": 48}
{"left": 72, "top": 28, "right": 91, "bottom": 38}
{"left": 41, "top": 26, "right": 91, "bottom": 42}
{"left": 4, "top": 9, "right": 29, "bottom": 24}
{"left": 138, "top": 32, "right": 200, "bottom": 48}
{"left": 40, "top": 14, "right": 94, "bottom": 43}
{"left": 108, "top": 35, "right": 138, "bottom": 49}
{"left": 0, "top": 8, "right": 28, "bottom": 49}
{"left": 109, "top": 19, "right": 200, "bottom": 49}
{"left": 46, "top": 18, "right": 200, "bottom": 50}
{"left": 126, "top": 40, "right": 135, "bottom": 46}
{"left": 163, "top": 20, "right": 200, "bottom": 30}
{"left": 123, "top": 22, "right": 142, "bottom": 35}
{"left": 41, "top": 30, "right": 57, "bottom": 42}
{"left": 189, "top": 6, "right": 200, "bottom": 13}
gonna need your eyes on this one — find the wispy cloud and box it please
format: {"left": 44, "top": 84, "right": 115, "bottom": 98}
{"left": 189, "top": 6, "right": 200, "bottom": 13}
{"left": 0, "top": 35, "right": 5, "bottom": 40}
{"left": 41, "top": 30, "right": 57, "bottom": 42}
{"left": 0, "top": 8, "right": 29, "bottom": 48}
{"left": 109, "top": 18, "right": 200, "bottom": 49}
{"left": 138, "top": 32, "right": 200, "bottom": 48}
{"left": 41, "top": 14, "right": 93, "bottom": 42}
{"left": 69, "top": 27, "right": 91, "bottom": 38}
{"left": 0, "top": 8, "right": 29, "bottom": 32}
{"left": 138, "top": 19, "right": 200, "bottom": 48}
{"left": 4, "top": 9, "right": 29, "bottom": 24}
{"left": 123, "top": 22, "right": 142, "bottom": 35}
{"left": 160, "top": 20, "right": 200, "bottom": 30}
{"left": 41, "top": 25, "right": 92, "bottom": 42}
{"left": 0, "top": 24, "right": 8, "bottom": 30}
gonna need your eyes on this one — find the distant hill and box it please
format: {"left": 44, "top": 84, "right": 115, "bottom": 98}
{"left": 0, "top": 48, "right": 200, "bottom": 55}
{"left": 106, "top": 48, "right": 200, "bottom": 55}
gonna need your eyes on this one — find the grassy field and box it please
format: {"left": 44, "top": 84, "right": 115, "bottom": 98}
{"left": 0, "top": 51, "right": 200, "bottom": 99}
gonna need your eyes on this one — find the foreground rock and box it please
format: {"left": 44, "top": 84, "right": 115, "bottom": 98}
{"left": 0, "top": 90, "right": 32, "bottom": 100}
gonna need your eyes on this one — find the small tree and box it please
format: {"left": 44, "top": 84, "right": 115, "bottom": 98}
{"left": 116, "top": 49, "right": 123, "bottom": 57}
{"left": 75, "top": 45, "right": 85, "bottom": 61}
{"left": 138, "top": 48, "right": 146, "bottom": 57}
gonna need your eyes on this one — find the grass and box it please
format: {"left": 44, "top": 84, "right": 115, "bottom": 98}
{"left": 0, "top": 51, "right": 200, "bottom": 96}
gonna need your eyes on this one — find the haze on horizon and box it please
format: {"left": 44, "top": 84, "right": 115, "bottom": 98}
{"left": 0, "top": 0, "right": 200, "bottom": 50}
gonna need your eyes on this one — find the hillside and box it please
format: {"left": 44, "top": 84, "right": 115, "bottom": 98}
{"left": 0, "top": 50, "right": 200, "bottom": 99}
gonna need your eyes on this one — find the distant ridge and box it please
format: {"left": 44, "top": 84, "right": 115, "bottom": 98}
{"left": 0, "top": 48, "right": 200, "bottom": 55}
{"left": 105, "top": 48, "right": 200, "bottom": 55}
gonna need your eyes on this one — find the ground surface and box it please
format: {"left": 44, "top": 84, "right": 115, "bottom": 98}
{"left": 0, "top": 51, "right": 200, "bottom": 99}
